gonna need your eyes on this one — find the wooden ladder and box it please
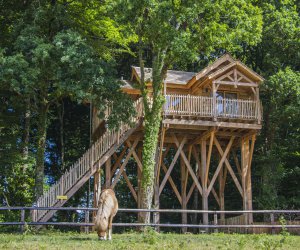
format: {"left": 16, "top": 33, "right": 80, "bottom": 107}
{"left": 33, "top": 98, "right": 143, "bottom": 223}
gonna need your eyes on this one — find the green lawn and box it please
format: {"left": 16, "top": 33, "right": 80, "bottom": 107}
{"left": 0, "top": 231, "right": 299, "bottom": 250}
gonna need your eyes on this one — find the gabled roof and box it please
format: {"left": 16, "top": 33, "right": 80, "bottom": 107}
{"left": 124, "top": 54, "right": 264, "bottom": 92}
{"left": 132, "top": 66, "right": 196, "bottom": 85}
{"left": 194, "top": 54, "right": 264, "bottom": 83}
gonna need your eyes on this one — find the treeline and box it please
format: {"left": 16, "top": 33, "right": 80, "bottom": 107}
{"left": 0, "top": 0, "right": 299, "bottom": 225}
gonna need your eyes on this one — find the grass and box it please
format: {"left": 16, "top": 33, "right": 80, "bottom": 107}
{"left": 0, "top": 229, "right": 299, "bottom": 250}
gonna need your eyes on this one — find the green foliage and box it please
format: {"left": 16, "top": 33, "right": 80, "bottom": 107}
{"left": 0, "top": 1, "right": 134, "bottom": 199}
{"left": 255, "top": 68, "right": 300, "bottom": 209}
{"left": 0, "top": 0, "right": 299, "bottom": 217}
{"left": 59, "top": 0, "right": 137, "bottom": 59}
{"left": 279, "top": 216, "right": 290, "bottom": 237}
{"left": 141, "top": 227, "right": 159, "bottom": 245}
{"left": 0, "top": 92, "right": 35, "bottom": 223}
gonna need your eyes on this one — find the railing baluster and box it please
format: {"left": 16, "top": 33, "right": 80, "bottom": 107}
{"left": 163, "top": 94, "right": 259, "bottom": 121}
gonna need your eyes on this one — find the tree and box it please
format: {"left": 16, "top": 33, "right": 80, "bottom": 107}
{"left": 109, "top": 0, "right": 263, "bottom": 224}
{"left": 255, "top": 68, "right": 300, "bottom": 209}
{"left": 239, "top": 0, "right": 300, "bottom": 210}
{"left": 0, "top": 1, "right": 134, "bottom": 199}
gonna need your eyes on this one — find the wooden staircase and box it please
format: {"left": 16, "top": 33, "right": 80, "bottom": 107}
{"left": 33, "top": 98, "right": 143, "bottom": 223}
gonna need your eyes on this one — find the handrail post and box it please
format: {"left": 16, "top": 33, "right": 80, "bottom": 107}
{"left": 212, "top": 81, "right": 217, "bottom": 121}
{"left": 270, "top": 213, "right": 275, "bottom": 235}
{"left": 214, "top": 212, "right": 218, "bottom": 233}
{"left": 85, "top": 210, "right": 89, "bottom": 234}
{"left": 20, "top": 209, "right": 25, "bottom": 234}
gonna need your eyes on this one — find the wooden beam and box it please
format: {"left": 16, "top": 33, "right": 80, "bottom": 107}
{"left": 195, "top": 54, "right": 234, "bottom": 81}
{"left": 190, "top": 127, "right": 216, "bottom": 145}
{"left": 201, "top": 137, "right": 209, "bottom": 230}
{"left": 213, "top": 80, "right": 258, "bottom": 88}
{"left": 161, "top": 163, "right": 182, "bottom": 205}
{"left": 173, "top": 134, "right": 203, "bottom": 196}
{"left": 184, "top": 145, "right": 193, "bottom": 193}
{"left": 187, "top": 146, "right": 220, "bottom": 205}
{"left": 122, "top": 171, "right": 138, "bottom": 202}
{"left": 208, "top": 62, "right": 237, "bottom": 80}
{"left": 159, "top": 137, "right": 186, "bottom": 194}
{"left": 163, "top": 119, "right": 262, "bottom": 130}
{"left": 111, "top": 147, "right": 127, "bottom": 176}
{"left": 232, "top": 150, "right": 242, "bottom": 179}
{"left": 126, "top": 141, "right": 143, "bottom": 172}
{"left": 181, "top": 156, "right": 187, "bottom": 233}
{"left": 215, "top": 70, "right": 235, "bottom": 82}
{"left": 219, "top": 160, "right": 228, "bottom": 220}
{"left": 111, "top": 138, "right": 139, "bottom": 189}
{"left": 207, "top": 136, "right": 234, "bottom": 195}
{"left": 158, "top": 147, "right": 182, "bottom": 204}
{"left": 241, "top": 137, "right": 250, "bottom": 221}
{"left": 247, "top": 134, "right": 256, "bottom": 223}
{"left": 236, "top": 70, "right": 256, "bottom": 84}
{"left": 187, "top": 146, "right": 202, "bottom": 201}
{"left": 235, "top": 130, "right": 257, "bottom": 145}
{"left": 205, "top": 131, "right": 215, "bottom": 187}
{"left": 214, "top": 137, "right": 243, "bottom": 196}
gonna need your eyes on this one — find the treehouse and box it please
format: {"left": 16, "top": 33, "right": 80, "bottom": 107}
{"left": 34, "top": 54, "right": 264, "bottom": 229}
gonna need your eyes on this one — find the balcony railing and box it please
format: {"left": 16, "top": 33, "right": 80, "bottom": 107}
{"left": 164, "top": 94, "right": 261, "bottom": 122}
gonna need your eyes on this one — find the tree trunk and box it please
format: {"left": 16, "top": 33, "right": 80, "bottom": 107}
{"left": 22, "top": 98, "right": 31, "bottom": 162}
{"left": 192, "top": 163, "right": 199, "bottom": 232}
{"left": 35, "top": 103, "right": 49, "bottom": 200}
{"left": 139, "top": 111, "right": 162, "bottom": 224}
{"left": 137, "top": 40, "right": 167, "bottom": 226}
{"left": 57, "top": 100, "right": 65, "bottom": 170}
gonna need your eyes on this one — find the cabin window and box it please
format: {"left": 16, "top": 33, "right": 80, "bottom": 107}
{"left": 216, "top": 91, "right": 238, "bottom": 117}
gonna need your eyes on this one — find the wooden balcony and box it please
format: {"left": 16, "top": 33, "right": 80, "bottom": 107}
{"left": 163, "top": 94, "right": 262, "bottom": 129}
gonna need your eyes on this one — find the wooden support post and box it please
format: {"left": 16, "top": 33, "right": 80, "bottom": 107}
{"left": 181, "top": 156, "right": 187, "bottom": 233}
{"left": 192, "top": 161, "right": 199, "bottom": 231}
{"left": 256, "top": 88, "right": 261, "bottom": 124}
{"left": 214, "top": 212, "right": 218, "bottom": 233}
{"left": 212, "top": 81, "right": 217, "bottom": 121}
{"left": 201, "top": 139, "right": 208, "bottom": 231}
{"left": 93, "top": 166, "right": 101, "bottom": 224}
{"left": 20, "top": 209, "right": 25, "bottom": 234}
{"left": 270, "top": 213, "right": 275, "bottom": 235}
{"left": 218, "top": 162, "right": 226, "bottom": 221}
{"left": 105, "top": 157, "right": 111, "bottom": 188}
{"left": 247, "top": 135, "right": 256, "bottom": 224}
{"left": 232, "top": 151, "right": 242, "bottom": 180}
{"left": 85, "top": 210, "right": 89, "bottom": 234}
{"left": 241, "top": 137, "right": 250, "bottom": 224}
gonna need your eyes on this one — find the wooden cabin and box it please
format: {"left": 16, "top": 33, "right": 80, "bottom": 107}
{"left": 92, "top": 54, "right": 263, "bottom": 225}
{"left": 34, "top": 54, "right": 263, "bottom": 228}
